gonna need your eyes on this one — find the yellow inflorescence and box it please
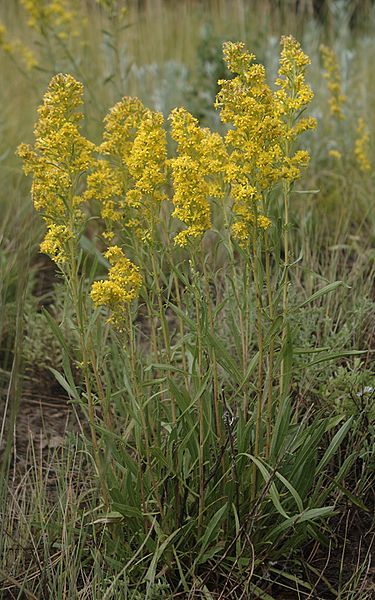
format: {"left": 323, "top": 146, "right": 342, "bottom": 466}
{"left": 354, "top": 118, "right": 371, "bottom": 173}
{"left": 320, "top": 44, "right": 346, "bottom": 119}
{"left": 328, "top": 149, "right": 342, "bottom": 160}
{"left": 100, "top": 97, "right": 146, "bottom": 160}
{"left": 18, "top": 73, "right": 95, "bottom": 263}
{"left": 85, "top": 98, "right": 167, "bottom": 241}
{"left": 19, "top": 35, "right": 317, "bottom": 314}
{"left": 275, "top": 36, "right": 316, "bottom": 138}
{"left": 215, "top": 38, "right": 315, "bottom": 246}
{"left": 0, "top": 21, "right": 37, "bottom": 70}
{"left": 20, "top": 0, "right": 78, "bottom": 39}
{"left": 91, "top": 246, "right": 143, "bottom": 327}
{"left": 39, "top": 224, "right": 73, "bottom": 263}
{"left": 169, "top": 107, "right": 227, "bottom": 246}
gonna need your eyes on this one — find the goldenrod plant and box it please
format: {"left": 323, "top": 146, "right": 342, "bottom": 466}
{"left": 14, "top": 35, "right": 366, "bottom": 598}
{"left": 354, "top": 117, "right": 371, "bottom": 173}
{"left": 320, "top": 43, "right": 346, "bottom": 119}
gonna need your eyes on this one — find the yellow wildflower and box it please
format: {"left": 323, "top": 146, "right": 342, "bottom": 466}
{"left": 257, "top": 215, "right": 272, "bottom": 230}
{"left": 169, "top": 107, "right": 227, "bottom": 246}
{"left": 275, "top": 36, "right": 316, "bottom": 130}
{"left": 274, "top": 37, "right": 316, "bottom": 182}
{"left": 18, "top": 74, "right": 94, "bottom": 220}
{"left": 328, "top": 149, "right": 342, "bottom": 160}
{"left": 20, "top": 0, "right": 78, "bottom": 39}
{"left": 276, "top": 36, "right": 314, "bottom": 115}
{"left": 0, "top": 21, "right": 37, "bottom": 71}
{"left": 216, "top": 42, "right": 282, "bottom": 243}
{"left": 91, "top": 246, "right": 142, "bottom": 327}
{"left": 85, "top": 160, "right": 124, "bottom": 222}
{"left": 100, "top": 97, "right": 146, "bottom": 160}
{"left": 86, "top": 98, "right": 167, "bottom": 241}
{"left": 215, "top": 38, "right": 315, "bottom": 246}
{"left": 354, "top": 118, "right": 371, "bottom": 173}
{"left": 40, "top": 224, "right": 72, "bottom": 263}
{"left": 18, "top": 74, "right": 95, "bottom": 264}
{"left": 320, "top": 44, "right": 346, "bottom": 119}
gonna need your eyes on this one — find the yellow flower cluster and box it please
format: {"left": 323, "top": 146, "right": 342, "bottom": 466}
{"left": 18, "top": 74, "right": 95, "bottom": 262}
{"left": 320, "top": 44, "right": 346, "bottom": 119}
{"left": 0, "top": 22, "right": 37, "bottom": 70}
{"left": 169, "top": 107, "right": 227, "bottom": 246}
{"left": 85, "top": 97, "right": 167, "bottom": 241}
{"left": 328, "top": 149, "right": 342, "bottom": 160}
{"left": 100, "top": 97, "right": 146, "bottom": 159}
{"left": 19, "top": 35, "right": 316, "bottom": 309}
{"left": 276, "top": 36, "right": 314, "bottom": 116}
{"left": 354, "top": 118, "right": 371, "bottom": 173}
{"left": 275, "top": 37, "right": 316, "bottom": 181}
{"left": 215, "top": 37, "right": 315, "bottom": 246}
{"left": 20, "top": 0, "right": 78, "bottom": 40}
{"left": 275, "top": 36, "right": 316, "bottom": 138}
{"left": 216, "top": 42, "right": 278, "bottom": 244}
{"left": 91, "top": 245, "right": 143, "bottom": 327}
{"left": 39, "top": 224, "right": 73, "bottom": 264}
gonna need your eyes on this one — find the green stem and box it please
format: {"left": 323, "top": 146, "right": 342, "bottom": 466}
{"left": 201, "top": 247, "right": 222, "bottom": 446}
{"left": 126, "top": 305, "right": 164, "bottom": 522}
{"left": 191, "top": 251, "right": 205, "bottom": 534}
{"left": 150, "top": 249, "right": 175, "bottom": 424}
{"left": 173, "top": 271, "right": 189, "bottom": 388}
{"left": 67, "top": 237, "right": 103, "bottom": 495}
{"left": 264, "top": 231, "right": 275, "bottom": 458}
{"left": 250, "top": 228, "right": 264, "bottom": 502}
{"left": 280, "top": 179, "right": 290, "bottom": 399}
{"left": 222, "top": 199, "right": 249, "bottom": 418}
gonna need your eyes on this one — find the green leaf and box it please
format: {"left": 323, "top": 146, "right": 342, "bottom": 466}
{"left": 92, "top": 511, "right": 124, "bottom": 525}
{"left": 269, "top": 506, "right": 335, "bottom": 539}
{"left": 43, "top": 308, "right": 72, "bottom": 358}
{"left": 298, "top": 281, "right": 348, "bottom": 308}
{"left": 199, "top": 542, "right": 225, "bottom": 563}
{"left": 334, "top": 481, "right": 370, "bottom": 512}
{"left": 294, "top": 346, "right": 330, "bottom": 354}
{"left": 49, "top": 367, "right": 79, "bottom": 401}
{"left": 237, "top": 352, "right": 259, "bottom": 394}
{"left": 316, "top": 417, "right": 353, "bottom": 473}
{"left": 274, "top": 471, "right": 304, "bottom": 513}
{"left": 280, "top": 325, "right": 293, "bottom": 398}
{"left": 241, "top": 455, "right": 289, "bottom": 518}
{"left": 145, "top": 529, "right": 181, "bottom": 594}
{"left": 111, "top": 503, "right": 143, "bottom": 519}
{"left": 304, "top": 350, "right": 367, "bottom": 368}
{"left": 206, "top": 331, "right": 242, "bottom": 381}
{"left": 196, "top": 503, "right": 228, "bottom": 565}
{"left": 248, "top": 584, "right": 275, "bottom": 600}
{"left": 79, "top": 234, "right": 110, "bottom": 268}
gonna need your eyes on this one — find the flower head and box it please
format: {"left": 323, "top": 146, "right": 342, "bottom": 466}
{"left": 39, "top": 223, "right": 73, "bottom": 263}
{"left": 320, "top": 44, "right": 346, "bottom": 119}
{"left": 18, "top": 73, "right": 95, "bottom": 264}
{"left": 20, "top": 0, "right": 78, "bottom": 39}
{"left": 86, "top": 98, "right": 167, "bottom": 241}
{"left": 215, "top": 37, "right": 315, "bottom": 246}
{"left": 216, "top": 43, "right": 281, "bottom": 244}
{"left": 354, "top": 117, "right": 371, "bottom": 173}
{"left": 169, "top": 107, "right": 227, "bottom": 246}
{"left": 91, "top": 246, "right": 142, "bottom": 328}
{"left": 0, "top": 20, "right": 37, "bottom": 70}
